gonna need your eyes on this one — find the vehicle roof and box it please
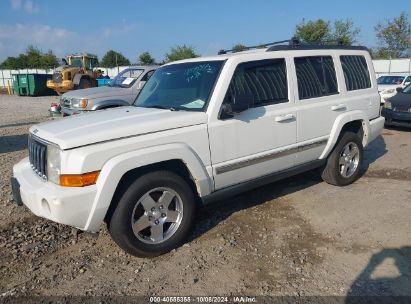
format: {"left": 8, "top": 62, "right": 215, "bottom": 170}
{"left": 164, "top": 46, "right": 371, "bottom": 66}
{"left": 124, "top": 65, "right": 159, "bottom": 70}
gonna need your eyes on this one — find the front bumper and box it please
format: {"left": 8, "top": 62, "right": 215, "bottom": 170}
{"left": 46, "top": 80, "right": 74, "bottom": 93}
{"left": 12, "top": 157, "right": 98, "bottom": 230}
{"left": 381, "top": 108, "right": 411, "bottom": 128}
{"left": 61, "top": 107, "right": 84, "bottom": 116}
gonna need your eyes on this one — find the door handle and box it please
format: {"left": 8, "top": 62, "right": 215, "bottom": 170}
{"left": 275, "top": 113, "right": 295, "bottom": 122}
{"left": 331, "top": 104, "right": 347, "bottom": 111}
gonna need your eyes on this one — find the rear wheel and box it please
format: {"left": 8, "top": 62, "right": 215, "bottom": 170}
{"left": 108, "top": 171, "right": 196, "bottom": 257}
{"left": 78, "top": 78, "right": 92, "bottom": 89}
{"left": 321, "top": 132, "right": 363, "bottom": 186}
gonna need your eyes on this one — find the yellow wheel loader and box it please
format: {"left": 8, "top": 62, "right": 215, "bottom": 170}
{"left": 47, "top": 54, "right": 103, "bottom": 95}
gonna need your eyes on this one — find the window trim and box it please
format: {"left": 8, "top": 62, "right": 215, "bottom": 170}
{"left": 340, "top": 55, "right": 372, "bottom": 92}
{"left": 219, "top": 58, "right": 289, "bottom": 117}
{"left": 294, "top": 55, "right": 339, "bottom": 101}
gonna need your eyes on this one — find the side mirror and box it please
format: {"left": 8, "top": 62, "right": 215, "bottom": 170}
{"left": 137, "top": 81, "right": 146, "bottom": 90}
{"left": 396, "top": 87, "right": 403, "bottom": 93}
{"left": 222, "top": 94, "right": 253, "bottom": 116}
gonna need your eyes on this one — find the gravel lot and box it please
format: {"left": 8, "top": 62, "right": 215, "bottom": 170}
{"left": 0, "top": 94, "right": 410, "bottom": 297}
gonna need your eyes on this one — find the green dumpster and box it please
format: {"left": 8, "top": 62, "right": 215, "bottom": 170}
{"left": 12, "top": 74, "right": 55, "bottom": 96}
{"left": 12, "top": 75, "right": 19, "bottom": 95}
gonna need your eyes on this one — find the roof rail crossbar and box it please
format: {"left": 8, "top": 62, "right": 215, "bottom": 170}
{"left": 217, "top": 38, "right": 300, "bottom": 55}
{"left": 266, "top": 38, "right": 369, "bottom": 52}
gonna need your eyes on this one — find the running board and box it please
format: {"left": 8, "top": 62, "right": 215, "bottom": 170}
{"left": 201, "top": 159, "right": 326, "bottom": 205}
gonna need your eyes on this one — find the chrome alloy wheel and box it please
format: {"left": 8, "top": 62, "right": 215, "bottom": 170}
{"left": 131, "top": 187, "right": 183, "bottom": 244}
{"left": 339, "top": 142, "right": 360, "bottom": 178}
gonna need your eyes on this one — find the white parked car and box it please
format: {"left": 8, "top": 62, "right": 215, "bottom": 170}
{"left": 11, "top": 40, "right": 384, "bottom": 257}
{"left": 377, "top": 74, "right": 411, "bottom": 103}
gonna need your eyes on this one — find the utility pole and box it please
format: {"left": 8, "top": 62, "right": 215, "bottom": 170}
{"left": 116, "top": 53, "right": 119, "bottom": 74}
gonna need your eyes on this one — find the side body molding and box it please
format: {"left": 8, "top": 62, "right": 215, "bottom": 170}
{"left": 83, "top": 143, "right": 213, "bottom": 231}
{"left": 320, "top": 110, "right": 371, "bottom": 159}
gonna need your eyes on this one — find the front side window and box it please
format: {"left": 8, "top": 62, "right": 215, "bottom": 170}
{"left": 110, "top": 68, "right": 144, "bottom": 88}
{"left": 403, "top": 83, "right": 411, "bottom": 94}
{"left": 295, "top": 56, "right": 338, "bottom": 100}
{"left": 341, "top": 56, "right": 371, "bottom": 91}
{"left": 134, "top": 61, "right": 224, "bottom": 111}
{"left": 224, "top": 59, "right": 288, "bottom": 108}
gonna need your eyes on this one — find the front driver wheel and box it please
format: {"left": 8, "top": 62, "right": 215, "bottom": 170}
{"left": 108, "top": 171, "right": 196, "bottom": 257}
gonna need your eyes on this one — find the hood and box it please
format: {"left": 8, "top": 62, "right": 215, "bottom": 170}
{"left": 62, "top": 86, "right": 127, "bottom": 100}
{"left": 388, "top": 92, "right": 411, "bottom": 107}
{"left": 30, "top": 107, "right": 208, "bottom": 150}
{"left": 378, "top": 84, "right": 401, "bottom": 92}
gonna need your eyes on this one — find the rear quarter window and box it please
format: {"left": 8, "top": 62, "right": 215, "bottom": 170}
{"left": 340, "top": 55, "right": 371, "bottom": 91}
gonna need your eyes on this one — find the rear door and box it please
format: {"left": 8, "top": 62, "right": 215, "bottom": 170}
{"left": 292, "top": 55, "right": 343, "bottom": 165}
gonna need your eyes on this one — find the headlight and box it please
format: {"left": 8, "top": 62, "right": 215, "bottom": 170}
{"left": 47, "top": 145, "right": 61, "bottom": 184}
{"left": 71, "top": 98, "right": 88, "bottom": 109}
{"left": 384, "top": 101, "right": 392, "bottom": 109}
{"left": 383, "top": 89, "right": 396, "bottom": 94}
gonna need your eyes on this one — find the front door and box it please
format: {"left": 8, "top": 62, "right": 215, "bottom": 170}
{"left": 208, "top": 58, "right": 297, "bottom": 190}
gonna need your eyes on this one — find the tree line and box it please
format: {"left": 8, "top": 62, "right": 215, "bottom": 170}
{"left": 1, "top": 12, "right": 410, "bottom": 70}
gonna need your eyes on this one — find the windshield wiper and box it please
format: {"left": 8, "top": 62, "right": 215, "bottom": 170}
{"left": 144, "top": 105, "right": 180, "bottom": 111}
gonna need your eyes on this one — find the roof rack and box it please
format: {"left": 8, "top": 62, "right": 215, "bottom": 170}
{"left": 217, "top": 38, "right": 368, "bottom": 54}
{"left": 218, "top": 38, "right": 298, "bottom": 55}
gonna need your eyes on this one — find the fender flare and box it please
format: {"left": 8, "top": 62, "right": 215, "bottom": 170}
{"left": 72, "top": 74, "right": 84, "bottom": 86}
{"left": 83, "top": 143, "right": 213, "bottom": 231}
{"left": 91, "top": 99, "right": 130, "bottom": 110}
{"left": 320, "top": 110, "right": 371, "bottom": 159}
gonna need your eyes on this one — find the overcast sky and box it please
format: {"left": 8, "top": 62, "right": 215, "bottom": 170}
{"left": 0, "top": 0, "right": 408, "bottom": 63}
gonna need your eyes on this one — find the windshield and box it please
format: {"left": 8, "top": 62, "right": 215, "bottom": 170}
{"left": 134, "top": 61, "right": 224, "bottom": 111}
{"left": 403, "top": 83, "right": 411, "bottom": 94}
{"left": 110, "top": 68, "right": 144, "bottom": 88}
{"left": 377, "top": 76, "right": 404, "bottom": 85}
{"left": 71, "top": 58, "right": 83, "bottom": 67}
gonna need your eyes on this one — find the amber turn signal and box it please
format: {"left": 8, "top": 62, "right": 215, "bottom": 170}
{"left": 80, "top": 99, "right": 88, "bottom": 108}
{"left": 60, "top": 171, "right": 100, "bottom": 187}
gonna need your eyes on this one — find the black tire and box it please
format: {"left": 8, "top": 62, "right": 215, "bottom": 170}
{"left": 108, "top": 171, "right": 196, "bottom": 257}
{"left": 321, "top": 132, "right": 363, "bottom": 186}
{"left": 78, "top": 78, "right": 91, "bottom": 89}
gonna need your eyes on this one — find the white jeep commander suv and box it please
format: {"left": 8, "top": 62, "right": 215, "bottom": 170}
{"left": 12, "top": 40, "right": 384, "bottom": 257}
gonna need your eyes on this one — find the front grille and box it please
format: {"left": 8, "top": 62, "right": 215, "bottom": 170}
{"left": 28, "top": 136, "right": 47, "bottom": 180}
{"left": 394, "top": 106, "right": 411, "bottom": 113}
{"left": 52, "top": 72, "right": 62, "bottom": 83}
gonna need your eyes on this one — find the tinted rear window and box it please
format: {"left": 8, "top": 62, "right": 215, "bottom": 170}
{"left": 341, "top": 56, "right": 371, "bottom": 91}
{"left": 295, "top": 56, "right": 338, "bottom": 100}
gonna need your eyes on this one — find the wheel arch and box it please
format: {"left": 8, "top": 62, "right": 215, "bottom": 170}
{"left": 91, "top": 99, "right": 130, "bottom": 110}
{"left": 83, "top": 143, "right": 213, "bottom": 231}
{"left": 73, "top": 74, "right": 92, "bottom": 86}
{"left": 104, "top": 159, "right": 201, "bottom": 225}
{"left": 320, "top": 111, "right": 371, "bottom": 159}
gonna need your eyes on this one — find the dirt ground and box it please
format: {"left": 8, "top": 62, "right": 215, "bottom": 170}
{"left": 0, "top": 94, "right": 410, "bottom": 298}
